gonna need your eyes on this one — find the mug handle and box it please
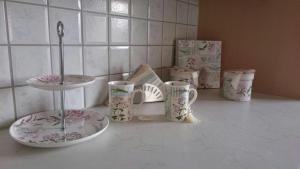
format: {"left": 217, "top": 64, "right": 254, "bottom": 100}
{"left": 188, "top": 88, "right": 198, "bottom": 107}
{"left": 131, "top": 89, "right": 145, "bottom": 106}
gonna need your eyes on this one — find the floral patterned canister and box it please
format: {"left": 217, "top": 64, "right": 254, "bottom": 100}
{"left": 176, "top": 40, "right": 222, "bottom": 89}
{"left": 169, "top": 66, "right": 199, "bottom": 89}
{"left": 223, "top": 69, "right": 256, "bottom": 101}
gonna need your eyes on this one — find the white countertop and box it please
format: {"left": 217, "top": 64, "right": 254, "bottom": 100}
{"left": 1, "top": 89, "right": 300, "bottom": 169}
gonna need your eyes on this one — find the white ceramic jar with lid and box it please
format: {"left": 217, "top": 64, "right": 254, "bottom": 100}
{"left": 223, "top": 69, "right": 256, "bottom": 101}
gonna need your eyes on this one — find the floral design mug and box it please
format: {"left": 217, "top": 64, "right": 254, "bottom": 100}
{"left": 108, "top": 81, "right": 145, "bottom": 122}
{"left": 164, "top": 81, "right": 198, "bottom": 122}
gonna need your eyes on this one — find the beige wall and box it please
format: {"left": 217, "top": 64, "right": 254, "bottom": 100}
{"left": 198, "top": 0, "right": 300, "bottom": 98}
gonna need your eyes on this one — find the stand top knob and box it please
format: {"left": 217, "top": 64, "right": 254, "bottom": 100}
{"left": 57, "top": 21, "right": 64, "bottom": 38}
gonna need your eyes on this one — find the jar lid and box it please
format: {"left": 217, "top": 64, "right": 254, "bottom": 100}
{"left": 224, "top": 69, "right": 255, "bottom": 74}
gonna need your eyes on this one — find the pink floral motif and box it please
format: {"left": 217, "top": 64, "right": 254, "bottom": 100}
{"left": 11, "top": 111, "right": 108, "bottom": 147}
{"left": 65, "top": 132, "right": 82, "bottom": 141}
{"left": 38, "top": 75, "right": 60, "bottom": 83}
{"left": 42, "top": 133, "right": 61, "bottom": 143}
{"left": 66, "top": 110, "right": 90, "bottom": 121}
{"left": 41, "top": 132, "right": 82, "bottom": 143}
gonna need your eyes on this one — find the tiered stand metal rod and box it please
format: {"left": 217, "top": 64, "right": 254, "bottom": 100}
{"left": 57, "top": 21, "right": 66, "bottom": 130}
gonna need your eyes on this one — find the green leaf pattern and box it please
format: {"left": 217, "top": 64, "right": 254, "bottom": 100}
{"left": 110, "top": 96, "right": 131, "bottom": 121}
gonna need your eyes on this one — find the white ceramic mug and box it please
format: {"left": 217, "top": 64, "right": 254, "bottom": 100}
{"left": 164, "top": 81, "right": 198, "bottom": 122}
{"left": 108, "top": 81, "right": 145, "bottom": 122}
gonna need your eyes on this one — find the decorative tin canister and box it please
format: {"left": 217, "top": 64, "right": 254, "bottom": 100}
{"left": 176, "top": 40, "right": 222, "bottom": 89}
{"left": 169, "top": 67, "right": 199, "bottom": 89}
{"left": 223, "top": 69, "right": 256, "bottom": 101}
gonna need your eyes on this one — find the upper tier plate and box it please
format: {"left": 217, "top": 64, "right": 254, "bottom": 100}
{"left": 27, "top": 75, "right": 96, "bottom": 91}
{"left": 9, "top": 110, "right": 109, "bottom": 148}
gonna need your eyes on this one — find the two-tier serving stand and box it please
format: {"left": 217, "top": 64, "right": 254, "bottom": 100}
{"left": 9, "top": 22, "right": 109, "bottom": 148}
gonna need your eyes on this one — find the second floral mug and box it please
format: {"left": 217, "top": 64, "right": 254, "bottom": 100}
{"left": 164, "top": 81, "right": 198, "bottom": 122}
{"left": 108, "top": 81, "right": 145, "bottom": 122}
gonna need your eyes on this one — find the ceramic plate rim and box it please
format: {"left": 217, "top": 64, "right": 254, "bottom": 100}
{"left": 26, "top": 75, "right": 96, "bottom": 91}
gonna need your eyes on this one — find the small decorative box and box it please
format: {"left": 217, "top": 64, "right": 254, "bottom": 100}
{"left": 169, "top": 67, "right": 199, "bottom": 89}
{"left": 176, "top": 40, "right": 222, "bottom": 89}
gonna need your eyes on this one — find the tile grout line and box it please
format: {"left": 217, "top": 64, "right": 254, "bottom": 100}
{"left": 8, "top": 0, "right": 198, "bottom": 9}
{"left": 80, "top": 0, "right": 87, "bottom": 108}
{"left": 146, "top": 0, "right": 149, "bottom": 64}
{"left": 161, "top": 0, "right": 165, "bottom": 69}
{"left": 46, "top": 0, "right": 56, "bottom": 111}
{"left": 146, "top": 0, "right": 149, "bottom": 67}
{"left": 3, "top": 44, "right": 177, "bottom": 47}
{"left": 186, "top": 2, "right": 190, "bottom": 39}
{"left": 107, "top": 0, "right": 111, "bottom": 82}
{"left": 175, "top": 0, "right": 178, "bottom": 48}
{"left": 128, "top": 0, "right": 131, "bottom": 75}
{"left": 3, "top": 0, "right": 17, "bottom": 120}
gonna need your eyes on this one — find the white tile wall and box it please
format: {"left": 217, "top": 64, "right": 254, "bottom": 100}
{"left": 0, "top": 46, "right": 11, "bottom": 87}
{"left": 49, "top": 0, "right": 81, "bottom": 10}
{"left": 131, "top": 18, "right": 147, "bottom": 45}
{"left": 130, "top": 46, "right": 147, "bottom": 71}
{"left": 148, "top": 46, "right": 162, "bottom": 68}
{"left": 110, "top": 0, "right": 129, "bottom": 16}
{"left": 49, "top": 8, "right": 81, "bottom": 44}
{"left": 162, "top": 46, "right": 174, "bottom": 67}
{"left": 188, "top": 4, "right": 198, "bottom": 25}
{"left": 7, "top": 2, "right": 49, "bottom": 44}
{"left": 148, "top": 0, "right": 163, "bottom": 21}
{"left": 189, "top": 0, "right": 199, "bottom": 5}
{"left": 163, "top": 0, "right": 176, "bottom": 22}
{"left": 163, "top": 22, "right": 176, "bottom": 45}
{"left": 131, "top": 0, "right": 148, "bottom": 19}
{"left": 82, "top": 0, "right": 107, "bottom": 13}
{"left": 110, "top": 16, "right": 129, "bottom": 44}
{"left": 54, "top": 88, "right": 85, "bottom": 110}
{"left": 83, "top": 13, "right": 108, "bottom": 44}
{"left": 84, "top": 46, "right": 108, "bottom": 76}
{"left": 176, "top": 1, "right": 188, "bottom": 24}
{"left": 51, "top": 46, "right": 83, "bottom": 75}
{"left": 109, "top": 46, "right": 129, "bottom": 74}
{"left": 148, "top": 21, "right": 162, "bottom": 45}
{"left": 176, "top": 24, "right": 187, "bottom": 40}
{"left": 0, "top": 2, "right": 7, "bottom": 44}
{"left": 11, "top": 46, "right": 51, "bottom": 85}
{"left": 187, "top": 25, "right": 197, "bottom": 39}
{"left": 0, "top": 0, "right": 198, "bottom": 127}
{"left": 14, "top": 86, "right": 53, "bottom": 118}
{"left": 0, "top": 88, "right": 14, "bottom": 128}
{"left": 8, "top": 0, "right": 47, "bottom": 5}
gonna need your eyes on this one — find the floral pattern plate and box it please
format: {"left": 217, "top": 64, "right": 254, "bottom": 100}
{"left": 27, "top": 75, "right": 96, "bottom": 91}
{"left": 9, "top": 110, "right": 109, "bottom": 148}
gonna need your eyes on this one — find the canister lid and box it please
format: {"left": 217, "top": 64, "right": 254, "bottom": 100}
{"left": 224, "top": 69, "right": 255, "bottom": 74}
{"left": 223, "top": 69, "right": 255, "bottom": 81}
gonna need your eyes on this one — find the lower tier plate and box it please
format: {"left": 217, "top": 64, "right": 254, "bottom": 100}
{"left": 9, "top": 110, "right": 109, "bottom": 148}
